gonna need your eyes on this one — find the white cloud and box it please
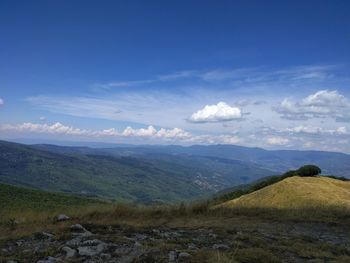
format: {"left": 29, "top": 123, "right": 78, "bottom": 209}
{"left": 0, "top": 122, "right": 92, "bottom": 136}
{"left": 275, "top": 90, "right": 350, "bottom": 121}
{"left": 189, "top": 102, "right": 242, "bottom": 123}
{"left": 279, "top": 125, "right": 348, "bottom": 135}
{"left": 0, "top": 98, "right": 4, "bottom": 106}
{"left": 121, "top": 126, "right": 192, "bottom": 140}
{"left": 39, "top": 116, "right": 46, "bottom": 121}
{"left": 122, "top": 126, "right": 157, "bottom": 137}
{"left": 0, "top": 122, "right": 239, "bottom": 145}
{"left": 302, "top": 90, "right": 347, "bottom": 107}
{"left": 266, "top": 137, "right": 290, "bottom": 146}
{"left": 156, "top": 127, "right": 191, "bottom": 139}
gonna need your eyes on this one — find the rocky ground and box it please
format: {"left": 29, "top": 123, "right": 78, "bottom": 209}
{"left": 1, "top": 216, "right": 350, "bottom": 263}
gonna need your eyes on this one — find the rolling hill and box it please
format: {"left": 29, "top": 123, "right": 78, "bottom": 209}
{"left": 219, "top": 176, "right": 350, "bottom": 209}
{"left": 0, "top": 182, "right": 103, "bottom": 213}
{"left": 0, "top": 140, "right": 274, "bottom": 203}
{"left": 33, "top": 143, "right": 350, "bottom": 177}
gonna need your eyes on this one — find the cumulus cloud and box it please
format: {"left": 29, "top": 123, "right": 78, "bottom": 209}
{"left": 189, "top": 102, "right": 242, "bottom": 123}
{"left": 274, "top": 90, "right": 350, "bottom": 121}
{"left": 266, "top": 137, "right": 290, "bottom": 146}
{"left": 122, "top": 126, "right": 157, "bottom": 137}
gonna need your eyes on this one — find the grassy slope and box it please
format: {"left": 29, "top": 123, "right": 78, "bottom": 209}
{"left": 0, "top": 183, "right": 103, "bottom": 213}
{"left": 0, "top": 140, "right": 275, "bottom": 203}
{"left": 220, "top": 176, "right": 350, "bottom": 209}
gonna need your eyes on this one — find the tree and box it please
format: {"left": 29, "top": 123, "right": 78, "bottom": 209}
{"left": 296, "top": 165, "right": 321, "bottom": 177}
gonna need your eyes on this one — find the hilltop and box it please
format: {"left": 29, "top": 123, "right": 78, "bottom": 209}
{"left": 219, "top": 176, "right": 350, "bottom": 209}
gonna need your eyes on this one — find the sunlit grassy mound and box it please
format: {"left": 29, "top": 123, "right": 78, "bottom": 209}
{"left": 219, "top": 176, "right": 350, "bottom": 209}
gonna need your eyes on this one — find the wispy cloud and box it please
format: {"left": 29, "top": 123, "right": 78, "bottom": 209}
{"left": 94, "top": 65, "right": 338, "bottom": 91}
{"left": 21, "top": 64, "right": 350, "bottom": 153}
{"left": 96, "top": 70, "right": 198, "bottom": 89}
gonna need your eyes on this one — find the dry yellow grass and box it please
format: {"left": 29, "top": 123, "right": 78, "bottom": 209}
{"left": 219, "top": 176, "right": 350, "bottom": 209}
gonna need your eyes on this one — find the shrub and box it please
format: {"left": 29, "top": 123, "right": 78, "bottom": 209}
{"left": 296, "top": 165, "right": 321, "bottom": 177}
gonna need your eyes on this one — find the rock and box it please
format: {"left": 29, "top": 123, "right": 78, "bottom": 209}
{"left": 209, "top": 233, "right": 217, "bottom": 239}
{"left": 133, "top": 233, "right": 148, "bottom": 240}
{"left": 81, "top": 239, "right": 104, "bottom": 246}
{"left": 134, "top": 241, "right": 142, "bottom": 248}
{"left": 56, "top": 214, "right": 70, "bottom": 222}
{"left": 36, "top": 257, "right": 60, "bottom": 263}
{"left": 168, "top": 250, "right": 177, "bottom": 262}
{"left": 187, "top": 243, "right": 197, "bottom": 250}
{"left": 77, "top": 240, "right": 107, "bottom": 257}
{"left": 114, "top": 246, "right": 133, "bottom": 256}
{"left": 178, "top": 252, "right": 191, "bottom": 262}
{"left": 6, "top": 261, "right": 18, "bottom": 263}
{"left": 113, "top": 245, "right": 144, "bottom": 263}
{"left": 179, "top": 252, "right": 191, "bottom": 259}
{"left": 70, "top": 224, "right": 93, "bottom": 237}
{"left": 70, "top": 224, "right": 85, "bottom": 232}
{"left": 100, "top": 253, "right": 112, "bottom": 260}
{"left": 15, "top": 240, "right": 24, "bottom": 246}
{"left": 42, "top": 232, "right": 54, "bottom": 239}
{"left": 62, "top": 246, "right": 76, "bottom": 258}
{"left": 65, "top": 236, "right": 83, "bottom": 247}
{"left": 212, "top": 244, "right": 230, "bottom": 250}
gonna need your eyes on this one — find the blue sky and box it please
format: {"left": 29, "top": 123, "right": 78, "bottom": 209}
{"left": 1, "top": 0, "right": 350, "bottom": 153}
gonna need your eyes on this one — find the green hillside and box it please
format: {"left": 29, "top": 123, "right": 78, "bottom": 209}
{"left": 0, "top": 183, "right": 102, "bottom": 213}
{"left": 0, "top": 140, "right": 274, "bottom": 203}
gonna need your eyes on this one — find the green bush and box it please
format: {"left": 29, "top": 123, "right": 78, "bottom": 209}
{"left": 296, "top": 165, "right": 321, "bottom": 177}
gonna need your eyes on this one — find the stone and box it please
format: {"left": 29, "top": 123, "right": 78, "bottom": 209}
{"left": 134, "top": 241, "right": 142, "bottom": 248}
{"left": 65, "top": 236, "right": 83, "bottom": 247}
{"left": 41, "top": 232, "right": 54, "bottom": 239}
{"left": 70, "top": 224, "right": 85, "bottom": 232}
{"left": 100, "top": 253, "right": 112, "bottom": 260}
{"left": 70, "top": 224, "right": 93, "bottom": 237}
{"left": 15, "top": 240, "right": 24, "bottom": 246}
{"left": 187, "top": 243, "right": 197, "bottom": 250}
{"left": 62, "top": 246, "right": 76, "bottom": 258}
{"left": 209, "top": 233, "right": 217, "bottom": 239}
{"left": 78, "top": 240, "right": 107, "bottom": 257}
{"left": 36, "top": 257, "right": 60, "bottom": 263}
{"left": 81, "top": 239, "right": 104, "bottom": 246}
{"left": 168, "top": 251, "right": 177, "bottom": 262}
{"left": 212, "top": 244, "right": 230, "bottom": 250}
{"left": 56, "top": 214, "right": 70, "bottom": 222}
{"left": 114, "top": 246, "right": 132, "bottom": 256}
{"left": 179, "top": 252, "right": 191, "bottom": 259}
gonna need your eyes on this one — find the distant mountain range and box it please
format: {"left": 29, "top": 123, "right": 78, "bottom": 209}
{"left": 1, "top": 140, "right": 349, "bottom": 203}
{"left": 33, "top": 142, "right": 350, "bottom": 177}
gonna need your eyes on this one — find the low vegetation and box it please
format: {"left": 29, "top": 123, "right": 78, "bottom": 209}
{"left": 1, "top": 165, "right": 350, "bottom": 262}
